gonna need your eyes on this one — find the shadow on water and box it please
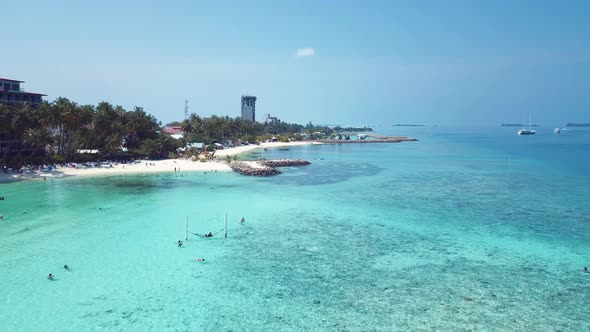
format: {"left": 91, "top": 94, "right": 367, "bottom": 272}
{"left": 97, "top": 175, "right": 207, "bottom": 193}
{"left": 262, "top": 162, "right": 384, "bottom": 186}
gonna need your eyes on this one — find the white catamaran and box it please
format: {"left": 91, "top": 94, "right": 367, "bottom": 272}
{"left": 518, "top": 114, "right": 536, "bottom": 135}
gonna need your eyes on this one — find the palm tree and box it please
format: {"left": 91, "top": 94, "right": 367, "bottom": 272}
{"left": 22, "top": 128, "right": 54, "bottom": 162}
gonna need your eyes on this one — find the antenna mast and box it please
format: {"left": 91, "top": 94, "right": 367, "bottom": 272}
{"left": 184, "top": 99, "right": 189, "bottom": 119}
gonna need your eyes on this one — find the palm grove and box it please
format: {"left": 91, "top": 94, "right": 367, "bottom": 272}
{"left": 0, "top": 98, "right": 307, "bottom": 168}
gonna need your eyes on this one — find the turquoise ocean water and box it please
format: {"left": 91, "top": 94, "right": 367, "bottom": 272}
{"left": 1, "top": 126, "right": 589, "bottom": 331}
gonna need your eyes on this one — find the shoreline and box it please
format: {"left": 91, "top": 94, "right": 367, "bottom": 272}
{"left": 0, "top": 141, "right": 321, "bottom": 183}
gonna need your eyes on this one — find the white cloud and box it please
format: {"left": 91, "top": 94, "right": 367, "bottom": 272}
{"left": 296, "top": 47, "right": 315, "bottom": 57}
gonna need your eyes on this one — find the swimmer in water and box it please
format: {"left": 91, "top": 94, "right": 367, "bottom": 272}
{"left": 196, "top": 258, "right": 205, "bottom": 262}
{"left": 178, "top": 240, "right": 183, "bottom": 247}
{"left": 240, "top": 217, "right": 245, "bottom": 224}
{"left": 64, "top": 264, "right": 69, "bottom": 270}
{"left": 47, "top": 273, "right": 54, "bottom": 280}
{"left": 584, "top": 267, "right": 589, "bottom": 273}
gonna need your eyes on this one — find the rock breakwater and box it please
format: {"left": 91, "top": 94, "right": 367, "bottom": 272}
{"left": 230, "top": 159, "right": 311, "bottom": 176}
{"left": 230, "top": 161, "right": 280, "bottom": 176}
{"left": 258, "top": 159, "right": 311, "bottom": 167}
{"left": 319, "top": 137, "right": 417, "bottom": 143}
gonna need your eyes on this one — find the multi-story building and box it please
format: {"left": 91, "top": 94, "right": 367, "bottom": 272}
{"left": 264, "top": 113, "right": 280, "bottom": 124}
{"left": 241, "top": 95, "right": 256, "bottom": 122}
{"left": 0, "top": 78, "right": 47, "bottom": 160}
{"left": 0, "top": 77, "right": 46, "bottom": 105}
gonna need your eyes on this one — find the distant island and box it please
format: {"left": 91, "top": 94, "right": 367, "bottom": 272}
{"left": 565, "top": 123, "right": 590, "bottom": 127}
{"left": 500, "top": 123, "right": 539, "bottom": 127}
{"left": 393, "top": 124, "right": 425, "bottom": 127}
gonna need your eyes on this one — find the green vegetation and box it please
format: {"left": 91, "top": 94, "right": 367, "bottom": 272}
{"left": 0, "top": 99, "right": 167, "bottom": 167}
{"left": 1, "top": 98, "right": 372, "bottom": 168}
{"left": 179, "top": 114, "right": 304, "bottom": 143}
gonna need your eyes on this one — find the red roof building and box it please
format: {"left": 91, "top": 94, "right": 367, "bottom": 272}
{"left": 163, "top": 126, "right": 184, "bottom": 135}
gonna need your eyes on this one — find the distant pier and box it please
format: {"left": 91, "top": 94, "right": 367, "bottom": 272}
{"left": 320, "top": 133, "right": 418, "bottom": 144}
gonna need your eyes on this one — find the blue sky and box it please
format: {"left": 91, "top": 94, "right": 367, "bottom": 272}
{"left": 2, "top": 0, "right": 589, "bottom": 126}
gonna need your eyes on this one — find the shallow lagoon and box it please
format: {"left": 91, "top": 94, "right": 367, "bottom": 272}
{"left": 1, "top": 127, "right": 589, "bottom": 331}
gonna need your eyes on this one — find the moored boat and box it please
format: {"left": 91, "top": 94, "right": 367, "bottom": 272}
{"left": 518, "top": 114, "right": 536, "bottom": 135}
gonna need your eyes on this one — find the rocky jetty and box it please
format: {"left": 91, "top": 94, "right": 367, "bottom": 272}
{"left": 230, "top": 159, "right": 311, "bottom": 176}
{"left": 230, "top": 161, "right": 281, "bottom": 176}
{"left": 320, "top": 137, "right": 418, "bottom": 143}
{"left": 258, "top": 159, "right": 311, "bottom": 167}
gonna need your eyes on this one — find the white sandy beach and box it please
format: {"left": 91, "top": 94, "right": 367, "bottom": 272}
{"left": 0, "top": 141, "right": 320, "bottom": 183}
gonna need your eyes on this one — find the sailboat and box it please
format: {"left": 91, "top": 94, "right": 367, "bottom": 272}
{"left": 517, "top": 114, "right": 536, "bottom": 135}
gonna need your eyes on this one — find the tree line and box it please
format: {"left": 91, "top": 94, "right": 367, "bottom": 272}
{"left": 179, "top": 114, "right": 304, "bottom": 144}
{"left": 0, "top": 98, "right": 321, "bottom": 168}
{"left": 0, "top": 98, "right": 169, "bottom": 167}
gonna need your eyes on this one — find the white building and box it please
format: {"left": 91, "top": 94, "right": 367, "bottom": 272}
{"left": 264, "top": 113, "right": 280, "bottom": 124}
